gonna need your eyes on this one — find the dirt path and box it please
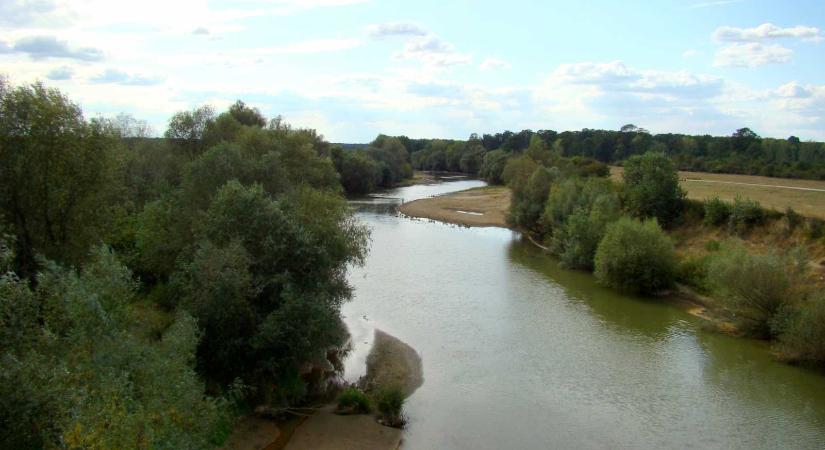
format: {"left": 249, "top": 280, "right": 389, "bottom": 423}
{"left": 399, "top": 186, "right": 510, "bottom": 228}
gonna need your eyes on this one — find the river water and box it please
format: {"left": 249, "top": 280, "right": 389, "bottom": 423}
{"left": 342, "top": 178, "right": 825, "bottom": 449}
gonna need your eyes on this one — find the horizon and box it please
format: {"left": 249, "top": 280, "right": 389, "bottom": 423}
{"left": 2, "top": 0, "right": 825, "bottom": 141}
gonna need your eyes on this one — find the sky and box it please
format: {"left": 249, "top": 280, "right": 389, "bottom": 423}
{"left": 2, "top": 0, "right": 825, "bottom": 142}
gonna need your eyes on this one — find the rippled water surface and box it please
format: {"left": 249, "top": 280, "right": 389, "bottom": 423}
{"left": 342, "top": 179, "right": 825, "bottom": 450}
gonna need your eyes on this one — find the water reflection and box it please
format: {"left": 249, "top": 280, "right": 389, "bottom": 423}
{"left": 343, "top": 179, "right": 825, "bottom": 450}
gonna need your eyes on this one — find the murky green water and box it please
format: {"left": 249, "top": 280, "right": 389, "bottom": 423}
{"left": 343, "top": 179, "right": 825, "bottom": 449}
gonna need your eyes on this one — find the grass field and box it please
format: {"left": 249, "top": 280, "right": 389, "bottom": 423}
{"left": 610, "top": 167, "right": 825, "bottom": 219}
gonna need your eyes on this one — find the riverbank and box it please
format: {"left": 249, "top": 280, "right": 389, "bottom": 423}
{"left": 399, "top": 183, "right": 825, "bottom": 336}
{"left": 398, "top": 186, "right": 510, "bottom": 228}
{"left": 278, "top": 330, "right": 422, "bottom": 450}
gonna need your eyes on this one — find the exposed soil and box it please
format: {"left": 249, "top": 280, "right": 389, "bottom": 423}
{"left": 281, "top": 330, "right": 422, "bottom": 450}
{"left": 361, "top": 329, "right": 423, "bottom": 396}
{"left": 283, "top": 405, "right": 402, "bottom": 450}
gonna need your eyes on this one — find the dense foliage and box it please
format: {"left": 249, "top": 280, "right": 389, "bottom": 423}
{"left": 404, "top": 126, "right": 825, "bottom": 181}
{"left": 594, "top": 218, "right": 677, "bottom": 294}
{"left": 0, "top": 81, "right": 378, "bottom": 447}
{"left": 622, "top": 152, "right": 685, "bottom": 226}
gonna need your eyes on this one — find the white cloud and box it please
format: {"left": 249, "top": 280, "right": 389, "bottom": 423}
{"left": 479, "top": 58, "right": 511, "bottom": 71}
{"left": 549, "top": 61, "right": 638, "bottom": 85}
{"left": 714, "top": 42, "right": 792, "bottom": 67}
{"left": 775, "top": 81, "right": 814, "bottom": 99}
{"left": 714, "top": 23, "right": 823, "bottom": 43}
{"left": 90, "top": 69, "right": 164, "bottom": 86}
{"left": 393, "top": 36, "right": 472, "bottom": 67}
{"left": 0, "top": 35, "right": 104, "bottom": 61}
{"left": 366, "top": 22, "right": 426, "bottom": 39}
{"left": 535, "top": 61, "right": 731, "bottom": 133}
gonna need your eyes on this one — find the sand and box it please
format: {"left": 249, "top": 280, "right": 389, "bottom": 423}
{"left": 398, "top": 186, "right": 511, "bottom": 228}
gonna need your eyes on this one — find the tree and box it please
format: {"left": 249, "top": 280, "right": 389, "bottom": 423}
{"left": 338, "top": 151, "right": 380, "bottom": 194}
{"left": 228, "top": 100, "right": 266, "bottom": 127}
{"left": 594, "top": 217, "right": 677, "bottom": 294}
{"left": 0, "top": 245, "right": 230, "bottom": 449}
{"left": 0, "top": 82, "right": 122, "bottom": 276}
{"left": 165, "top": 105, "right": 215, "bottom": 158}
{"left": 479, "top": 149, "right": 509, "bottom": 184}
{"left": 179, "top": 181, "right": 368, "bottom": 395}
{"left": 622, "top": 152, "right": 685, "bottom": 226}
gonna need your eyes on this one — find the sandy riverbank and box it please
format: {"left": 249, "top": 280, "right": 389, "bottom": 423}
{"left": 398, "top": 186, "right": 511, "bottom": 228}
{"left": 282, "top": 329, "right": 422, "bottom": 450}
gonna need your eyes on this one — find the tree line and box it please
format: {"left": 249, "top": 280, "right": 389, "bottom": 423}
{"left": 403, "top": 126, "right": 825, "bottom": 181}
{"left": 0, "top": 79, "right": 402, "bottom": 448}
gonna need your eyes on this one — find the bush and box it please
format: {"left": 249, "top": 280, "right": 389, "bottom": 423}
{"left": 336, "top": 387, "right": 371, "bottom": 414}
{"left": 676, "top": 254, "right": 711, "bottom": 292}
{"left": 706, "top": 241, "right": 803, "bottom": 338}
{"left": 808, "top": 218, "right": 825, "bottom": 240}
{"left": 779, "top": 293, "right": 825, "bottom": 366}
{"left": 704, "top": 240, "right": 721, "bottom": 252}
{"left": 682, "top": 199, "right": 706, "bottom": 224}
{"left": 375, "top": 387, "right": 406, "bottom": 428}
{"left": 784, "top": 207, "right": 804, "bottom": 235}
{"left": 553, "top": 193, "right": 620, "bottom": 270}
{"left": 704, "top": 197, "right": 732, "bottom": 227}
{"left": 594, "top": 217, "right": 677, "bottom": 295}
{"left": 729, "top": 196, "right": 765, "bottom": 233}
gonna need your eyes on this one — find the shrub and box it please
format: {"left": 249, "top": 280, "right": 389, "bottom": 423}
{"left": 375, "top": 387, "right": 406, "bottom": 428}
{"left": 729, "top": 196, "right": 765, "bottom": 234}
{"left": 704, "top": 197, "right": 732, "bottom": 227}
{"left": 682, "top": 199, "right": 706, "bottom": 224}
{"left": 784, "top": 207, "right": 804, "bottom": 235}
{"left": 704, "top": 240, "right": 721, "bottom": 252}
{"left": 594, "top": 217, "right": 677, "bottom": 295}
{"left": 706, "top": 241, "right": 803, "bottom": 338}
{"left": 808, "top": 218, "right": 825, "bottom": 240}
{"left": 336, "top": 387, "right": 371, "bottom": 414}
{"left": 622, "top": 152, "right": 685, "bottom": 227}
{"left": 676, "top": 254, "right": 711, "bottom": 292}
{"left": 779, "top": 293, "right": 825, "bottom": 366}
{"left": 553, "top": 193, "right": 620, "bottom": 270}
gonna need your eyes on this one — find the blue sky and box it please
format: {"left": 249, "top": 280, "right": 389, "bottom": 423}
{"left": 2, "top": 0, "right": 824, "bottom": 141}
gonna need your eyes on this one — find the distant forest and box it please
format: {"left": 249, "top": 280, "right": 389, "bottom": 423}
{"left": 363, "top": 126, "right": 825, "bottom": 181}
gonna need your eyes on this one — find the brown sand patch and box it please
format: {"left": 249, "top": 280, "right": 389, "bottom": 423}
{"left": 283, "top": 405, "right": 401, "bottom": 450}
{"left": 362, "top": 329, "right": 423, "bottom": 396}
{"left": 399, "top": 186, "right": 511, "bottom": 228}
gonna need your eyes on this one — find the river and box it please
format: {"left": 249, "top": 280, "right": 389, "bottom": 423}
{"left": 342, "top": 178, "right": 825, "bottom": 449}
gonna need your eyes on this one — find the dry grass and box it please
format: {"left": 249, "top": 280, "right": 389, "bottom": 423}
{"left": 610, "top": 166, "right": 825, "bottom": 219}
{"left": 399, "top": 186, "right": 511, "bottom": 228}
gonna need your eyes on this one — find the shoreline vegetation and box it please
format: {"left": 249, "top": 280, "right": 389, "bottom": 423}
{"left": 398, "top": 169, "right": 825, "bottom": 366}
{"left": 278, "top": 330, "right": 421, "bottom": 450}
{"left": 4, "top": 76, "right": 825, "bottom": 448}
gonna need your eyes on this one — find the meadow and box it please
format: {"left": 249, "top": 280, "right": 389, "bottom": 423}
{"left": 610, "top": 167, "right": 825, "bottom": 219}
